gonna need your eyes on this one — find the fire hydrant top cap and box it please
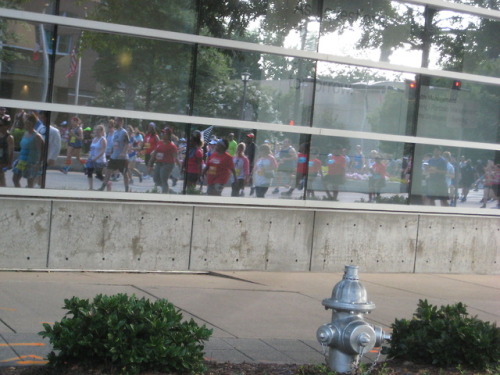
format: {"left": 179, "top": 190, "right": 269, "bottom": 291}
{"left": 322, "top": 266, "right": 376, "bottom": 312}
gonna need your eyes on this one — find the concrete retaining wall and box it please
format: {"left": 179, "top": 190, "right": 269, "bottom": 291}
{"left": 1, "top": 197, "right": 498, "bottom": 274}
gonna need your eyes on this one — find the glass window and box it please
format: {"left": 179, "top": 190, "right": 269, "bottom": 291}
{"left": 44, "top": 28, "right": 73, "bottom": 55}
{"left": 415, "top": 76, "right": 500, "bottom": 144}
{"left": 0, "top": 18, "right": 49, "bottom": 101}
{"left": 319, "top": 0, "right": 425, "bottom": 67}
{"left": 410, "top": 144, "right": 499, "bottom": 208}
{"left": 68, "top": 1, "right": 197, "bottom": 34}
{"left": 9, "top": 0, "right": 198, "bottom": 35}
{"left": 192, "top": 47, "right": 316, "bottom": 126}
{"left": 0, "top": 108, "right": 191, "bottom": 193}
{"left": 198, "top": 0, "right": 321, "bottom": 51}
{"left": 312, "top": 62, "right": 417, "bottom": 135}
{"left": 425, "top": 10, "right": 499, "bottom": 78}
{"left": 0, "top": 0, "right": 55, "bottom": 13}
{"left": 52, "top": 26, "right": 194, "bottom": 113}
{"left": 319, "top": 2, "right": 499, "bottom": 78}
{"left": 0, "top": 21, "right": 195, "bottom": 111}
{"left": 300, "top": 135, "right": 411, "bottom": 203}
{"left": 447, "top": 0, "right": 499, "bottom": 11}
{"left": 184, "top": 125, "right": 254, "bottom": 197}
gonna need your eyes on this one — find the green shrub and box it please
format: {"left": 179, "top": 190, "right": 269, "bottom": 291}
{"left": 39, "top": 294, "right": 212, "bottom": 374}
{"left": 384, "top": 299, "right": 500, "bottom": 370}
{"left": 374, "top": 195, "right": 409, "bottom": 204}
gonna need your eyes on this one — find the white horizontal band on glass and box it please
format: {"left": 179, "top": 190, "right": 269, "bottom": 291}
{"left": 1, "top": 187, "right": 498, "bottom": 217}
{"left": 1, "top": 8, "right": 499, "bottom": 87}
{"left": 400, "top": 0, "right": 500, "bottom": 20}
{"left": 2, "top": 98, "right": 498, "bottom": 152}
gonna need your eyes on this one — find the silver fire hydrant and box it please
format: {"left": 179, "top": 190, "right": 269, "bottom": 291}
{"left": 317, "top": 265, "right": 391, "bottom": 373}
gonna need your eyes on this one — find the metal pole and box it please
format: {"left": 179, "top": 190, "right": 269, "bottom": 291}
{"left": 74, "top": 56, "right": 82, "bottom": 105}
{"left": 240, "top": 80, "right": 248, "bottom": 120}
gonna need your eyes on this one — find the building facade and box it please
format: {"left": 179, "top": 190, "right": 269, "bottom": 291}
{"left": 0, "top": 0, "right": 499, "bottom": 273}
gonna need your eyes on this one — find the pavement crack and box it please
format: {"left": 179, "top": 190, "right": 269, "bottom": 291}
{"left": 432, "top": 274, "right": 500, "bottom": 290}
{"left": 0, "top": 318, "right": 16, "bottom": 334}
{"left": 130, "top": 285, "right": 237, "bottom": 339}
{"left": 207, "top": 272, "right": 265, "bottom": 285}
{"left": 300, "top": 339, "right": 323, "bottom": 354}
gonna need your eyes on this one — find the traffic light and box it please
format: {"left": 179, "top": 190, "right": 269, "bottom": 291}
{"left": 452, "top": 80, "right": 461, "bottom": 90}
{"left": 451, "top": 80, "right": 461, "bottom": 100}
{"left": 405, "top": 80, "right": 418, "bottom": 100}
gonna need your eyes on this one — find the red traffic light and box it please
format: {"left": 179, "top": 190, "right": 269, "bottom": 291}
{"left": 409, "top": 81, "right": 417, "bottom": 89}
{"left": 452, "top": 80, "right": 462, "bottom": 90}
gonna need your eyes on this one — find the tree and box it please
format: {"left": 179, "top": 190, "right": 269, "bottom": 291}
{"left": 81, "top": 1, "right": 196, "bottom": 113}
{"left": 0, "top": 0, "right": 32, "bottom": 63}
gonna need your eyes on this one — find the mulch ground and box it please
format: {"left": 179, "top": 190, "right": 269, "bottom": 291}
{"left": 0, "top": 360, "right": 493, "bottom": 375}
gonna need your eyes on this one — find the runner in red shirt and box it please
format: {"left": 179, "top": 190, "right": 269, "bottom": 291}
{"left": 148, "top": 128, "right": 180, "bottom": 193}
{"left": 282, "top": 142, "right": 309, "bottom": 197}
{"left": 307, "top": 147, "right": 323, "bottom": 199}
{"left": 368, "top": 155, "right": 387, "bottom": 202}
{"left": 203, "top": 139, "right": 236, "bottom": 196}
{"left": 143, "top": 122, "right": 159, "bottom": 168}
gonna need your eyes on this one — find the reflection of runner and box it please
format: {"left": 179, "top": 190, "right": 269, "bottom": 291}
{"left": 12, "top": 113, "right": 44, "bottom": 188}
{"left": 306, "top": 148, "right": 322, "bottom": 198}
{"left": 98, "top": 117, "right": 129, "bottom": 192}
{"left": 480, "top": 160, "right": 497, "bottom": 208}
{"left": 85, "top": 125, "right": 107, "bottom": 190}
{"left": 143, "top": 122, "right": 159, "bottom": 177}
{"left": 0, "top": 114, "right": 14, "bottom": 187}
{"left": 148, "top": 128, "right": 180, "bottom": 194}
{"left": 126, "top": 126, "right": 144, "bottom": 183}
{"left": 185, "top": 130, "right": 204, "bottom": 191}
{"left": 324, "top": 145, "right": 346, "bottom": 201}
{"left": 459, "top": 159, "right": 475, "bottom": 202}
{"left": 368, "top": 155, "right": 387, "bottom": 202}
{"left": 273, "top": 138, "right": 296, "bottom": 194}
{"left": 34, "top": 115, "right": 61, "bottom": 168}
{"left": 282, "top": 142, "right": 308, "bottom": 196}
{"left": 231, "top": 143, "right": 250, "bottom": 197}
{"left": 350, "top": 145, "right": 365, "bottom": 173}
{"left": 203, "top": 139, "right": 236, "bottom": 196}
{"left": 61, "top": 117, "right": 84, "bottom": 174}
{"left": 34, "top": 123, "right": 62, "bottom": 187}
{"left": 245, "top": 133, "right": 256, "bottom": 195}
{"left": 253, "top": 144, "right": 278, "bottom": 198}
{"left": 426, "top": 147, "right": 449, "bottom": 206}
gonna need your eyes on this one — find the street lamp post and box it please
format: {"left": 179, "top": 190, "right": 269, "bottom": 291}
{"left": 240, "top": 71, "right": 251, "bottom": 120}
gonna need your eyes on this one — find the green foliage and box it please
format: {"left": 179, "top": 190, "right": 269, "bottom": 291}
{"left": 39, "top": 294, "right": 212, "bottom": 375}
{"left": 0, "top": 1, "right": 32, "bottom": 64}
{"left": 374, "top": 195, "right": 409, "bottom": 204}
{"left": 298, "top": 362, "right": 391, "bottom": 375}
{"left": 298, "top": 363, "right": 335, "bottom": 375}
{"left": 384, "top": 299, "right": 500, "bottom": 370}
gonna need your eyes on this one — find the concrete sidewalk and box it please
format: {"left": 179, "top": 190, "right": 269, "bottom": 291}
{"left": 0, "top": 270, "right": 499, "bottom": 367}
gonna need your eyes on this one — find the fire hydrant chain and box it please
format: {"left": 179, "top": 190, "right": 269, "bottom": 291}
{"left": 351, "top": 346, "right": 364, "bottom": 374}
{"left": 367, "top": 348, "right": 382, "bottom": 374}
{"left": 320, "top": 341, "right": 329, "bottom": 364}
{"left": 316, "top": 265, "right": 391, "bottom": 374}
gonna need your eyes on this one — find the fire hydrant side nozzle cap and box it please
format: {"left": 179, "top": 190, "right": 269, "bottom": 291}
{"left": 322, "top": 265, "right": 376, "bottom": 313}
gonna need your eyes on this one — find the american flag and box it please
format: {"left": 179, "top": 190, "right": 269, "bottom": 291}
{"left": 201, "top": 126, "right": 214, "bottom": 143}
{"left": 66, "top": 47, "right": 78, "bottom": 78}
